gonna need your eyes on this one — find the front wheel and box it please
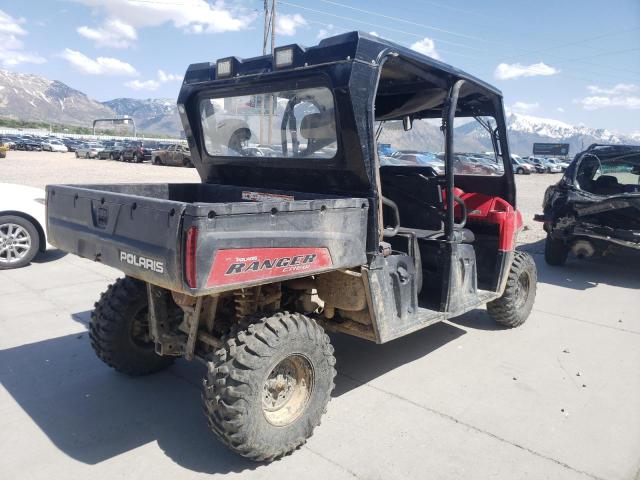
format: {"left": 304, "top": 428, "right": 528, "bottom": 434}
{"left": 90, "top": 277, "right": 174, "bottom": 376}
{"left": 487, "top": 251, "right": 537, "bottom": 328}
{"left": 0, "top": 215, "right": 40, "bottom": 269}
{"left": 516, "top": 167, "right": 524, "bottom": 174}
{"left": 203, "top": 312, "right": 336, "bottom": 462}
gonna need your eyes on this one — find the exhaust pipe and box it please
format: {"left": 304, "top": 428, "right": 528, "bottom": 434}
{"left": 571, "top": 239, "right": 595, "bottom": 259}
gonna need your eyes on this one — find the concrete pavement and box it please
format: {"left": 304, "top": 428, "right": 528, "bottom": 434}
{"left": 1, "top": 249, "right": 639, "bottom": 480}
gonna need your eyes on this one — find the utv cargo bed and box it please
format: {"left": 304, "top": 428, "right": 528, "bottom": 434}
{"left": 46, "top": 183, "right": 369, "bottom": 295}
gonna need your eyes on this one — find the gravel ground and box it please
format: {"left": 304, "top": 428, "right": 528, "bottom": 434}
{"left": 2, "top": 150, "right": 559, "bottom": 248}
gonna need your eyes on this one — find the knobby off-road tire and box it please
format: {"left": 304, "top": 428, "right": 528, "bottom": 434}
{"left": 487, "top": 251, "right": 537, "bottom": 328}
{"left": 544, "top": 234, "right": 569, "bottom": 266}
{"left": 90, "top": 277, "right": 174, "bottom": 376}
{"left": 203, "top": 312, "right": 336, "bottom": 462}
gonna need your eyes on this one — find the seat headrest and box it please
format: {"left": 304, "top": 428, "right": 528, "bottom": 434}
{"left": 300, "top": 112, "right": 335, "bottom": 140}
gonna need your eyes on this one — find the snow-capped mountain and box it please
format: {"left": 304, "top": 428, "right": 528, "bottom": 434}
{"left": 0, "top": 70, "right": 180, "bottom": 136}
{"left": 458, "top": 113, "right": 639, "bottom": 156}
{"left": 0, "top": 68, "right": 638, "bottom": 146}
{"left": 0, "top": 69, "right": 113, "bottom": 126}
{"left": 102, "top": 97, "right": 181, "bottom": 135}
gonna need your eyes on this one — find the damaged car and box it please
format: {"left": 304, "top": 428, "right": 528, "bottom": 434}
{"left": 535, "top": 144, "right": 640, "bottom": 265}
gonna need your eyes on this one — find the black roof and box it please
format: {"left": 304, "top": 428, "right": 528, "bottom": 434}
{"left": 183, "top": 30, "right": 501, "bottom": 98}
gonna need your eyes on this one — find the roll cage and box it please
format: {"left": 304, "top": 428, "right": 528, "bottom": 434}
{"left": 178, "top": 31, "right": 514, "bottom": 253}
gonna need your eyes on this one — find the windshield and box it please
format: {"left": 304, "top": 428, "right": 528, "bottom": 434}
{"left": 376, "top": 116, "right": 504, "bottom": 176}
{"left": 199, "top": 86, "right": 337, "bottom": 159}
{"left": 576, "top": 151, "right": 640, "bottom": 195}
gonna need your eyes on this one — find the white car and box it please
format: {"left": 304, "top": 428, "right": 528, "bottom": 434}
{"left": 0, "top": 183, "right": 51, "bottom": 269}
{"left": 42, "top": 139, "right": 69, "bottom": 152}
{"left": 75, "top": 143, "right": 103, "bottom": 159}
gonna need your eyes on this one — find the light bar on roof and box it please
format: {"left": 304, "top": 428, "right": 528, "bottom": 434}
{"left": 274, "top": 47, "right": 294, "bottom": 68}
{"left": 216, "top": 59, "right": 232, "bottom": 78}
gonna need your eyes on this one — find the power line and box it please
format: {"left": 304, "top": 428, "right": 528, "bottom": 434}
{"left": 313, "top": 0, "right": 495, "bottom": 44}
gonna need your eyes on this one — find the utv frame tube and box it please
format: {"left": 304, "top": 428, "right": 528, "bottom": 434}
{"left": 444, "top": 79, "right": 465, "bottom": 241}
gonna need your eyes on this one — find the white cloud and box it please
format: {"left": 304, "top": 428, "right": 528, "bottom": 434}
{"left": 557, "top": 107, "right": 565, "bottom": 112}
{"left": 575, "top": 83, "right": 640, "bottom": 110}
{"left": 575, "top": 95, "right": 640, "bottom": 110}
{"left": 494, "top": 62, "right": 558, "bottom": 80}
{"left": 317, "top": 23, "right": 338, "bottom": 40}
{"left": 157, "top": 70, "right": 181, "bottom": 83}
{"left": 511, "top": 101, "right": 539, "bottom": 113}
{"left": 126, "top": 69, "right": 182, "bottom": 91}
{"left": 586, "top": 83, "right": 638, "bottom": 95}
{"left": 70, "top": 0, "right": 254, "bottom": 39}
{"left": 77, "top": 18, "right": 137, "bottom": 48}
{"left": 410, "top": 37, "right": 440, "bottom": 60}
{"left": 276, "top": 13, "right": 307, "bottom": 36}
{"left": 0, "top": 10, "right": 26, "bottom": 35}
{"left": 0, "top": 10, "right": 45, "bottom": 67}
{"left": 60, "top": 48, "right": 138, "bottom": 76}
{"left": 125, "top": 79, "right": 160, "bottom": 91}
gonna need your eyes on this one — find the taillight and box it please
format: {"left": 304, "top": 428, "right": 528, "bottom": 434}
{"left": 185, "top": 226, "right": 198, "bottom": 288}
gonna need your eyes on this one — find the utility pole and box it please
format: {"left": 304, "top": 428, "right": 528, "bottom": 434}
{"left": 260, "top": 0, "right": 276, "bottom": 145}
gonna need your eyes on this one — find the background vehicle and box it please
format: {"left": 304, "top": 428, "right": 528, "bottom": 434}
{"left": 42, "top": 139, "right": 68, "bottom": 152}
{"left": 394, "top": 153, "right": 445, "bottom": 174}
{"left": 46, "top": 31, "right": 536, "bottom": 464}
{"left": 120, "top": 141, "right": 156, "bottom": 162}
{"left": 98, "top": 142, "right": 125, "bottom": 160}
{"left": 14, "top": 140, "right": 43, "bottom": 151}
{"left": 0, "top": 183, "right": 49, "bottom": 269}
{"left": 511, "top": 156, "right": 533, "bottom": 174}
{"left": 75, "top": 142, "right": 103, "bottom": 159}
{"left": 536, "top": 144, "right": 640, "bottom": 265}
{"left": 522, "top": 157, "right": 546, "bottom": 173}
{"left": 152, "top": 144, "right": 193, "bottom": 167}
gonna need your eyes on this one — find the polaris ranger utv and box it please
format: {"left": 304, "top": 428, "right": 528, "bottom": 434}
{"left": 46, "top": 32, "right": 537, "bottom": 462}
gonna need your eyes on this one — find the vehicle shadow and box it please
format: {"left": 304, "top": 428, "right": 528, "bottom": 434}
{"left": 0, "top": 332, "right": 256, "bottom": 475}
{"left": 331, "top": 321, "right": 466, "bottom": 396}
{"left": 32, "top": 249, "right": 68, "bottom": 264}
{"left": 1, "top": 312, "right": 469, "bottom": 472}
{"left": 530, "top": 247, "right": 640, "bottom": 291}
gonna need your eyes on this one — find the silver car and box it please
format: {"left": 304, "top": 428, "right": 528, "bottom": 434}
{"left": 75, "top": 142, "right": 103, "bottom": 159}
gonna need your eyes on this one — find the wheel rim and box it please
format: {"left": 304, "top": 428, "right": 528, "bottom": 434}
{"left": 0, "top": 223, "right": 32, "bottom": 265}
{"left": 262, "top": 354, "right": 314, "bottom": 427}
{"left": 514, "top": 271, "right": 531, "bottom": 310}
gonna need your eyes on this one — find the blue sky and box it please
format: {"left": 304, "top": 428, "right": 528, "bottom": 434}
{"left": 0, "top": 0, "right": 639, "bottom": 133}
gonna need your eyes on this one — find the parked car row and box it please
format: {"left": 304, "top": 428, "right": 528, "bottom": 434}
{"left": 511, "top": 155, "right": 569, "bottom": 174}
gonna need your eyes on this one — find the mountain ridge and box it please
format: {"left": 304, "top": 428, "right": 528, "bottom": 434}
{"left": 0, "top": 69, "right": 638, "bottom": 151}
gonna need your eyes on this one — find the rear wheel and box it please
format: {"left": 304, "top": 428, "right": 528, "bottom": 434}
{"left": 516, "top": 167, "right": 524, "bottom": 174}
{"left": 203, "top": 311, "right": 335, "bottom": 462}
{"left": 133, "top": 153, "right": 139, "bottom": 163}
{"left": 75, "top": 152, "right": 79, "bottom": 158}
{"left": 487, "top": 251, "right": 537, "bottom": 328}
{"left": 0, "top": 215, "right": 40, "bottom": 270}
{"left": 544, "top": 234, "right": 569, "bottom": 266}
{"left": 153, "top": 156, "right": 162, "bottom": 165}
{"left": 90, "top": 277, "right": 174, "bottom": 376}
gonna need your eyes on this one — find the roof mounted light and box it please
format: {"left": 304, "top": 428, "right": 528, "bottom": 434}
{"left": 275, "top": 48, "right": 294, "bottom": 68}
{"left": 273, "top": 45, "right": 305, "bottom": 69}
{"left": 216, "top": 58, "right": 233, "bottom": 78}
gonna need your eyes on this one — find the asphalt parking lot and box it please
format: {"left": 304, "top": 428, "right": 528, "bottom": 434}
{"left": 1, "top": 151, "right": 639, "bottom": 480}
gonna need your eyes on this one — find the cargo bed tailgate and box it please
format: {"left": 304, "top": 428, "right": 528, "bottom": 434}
{"left": 46, "top": 184, "right": 186, "bottom": 291}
